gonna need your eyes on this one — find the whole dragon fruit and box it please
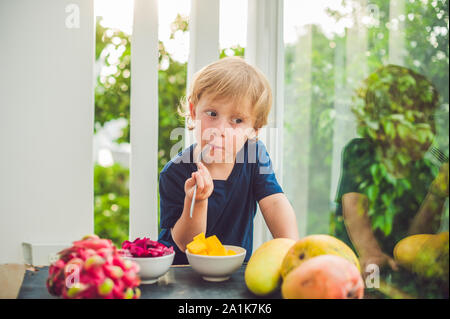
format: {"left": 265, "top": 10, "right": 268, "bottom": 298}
{"left": 46, "top": 234, "right": 141, "bottom": 299}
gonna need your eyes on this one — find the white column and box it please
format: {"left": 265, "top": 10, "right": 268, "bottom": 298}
{"left": 246, "top": 0, "right": 284, "bottom": 249}
{"left": 185, "top": 0, "right": 220, "bottom": 148}
{"left": 330, "top": 0, "right": 368, "bottom": 205}
{"left": 0, "top": 0, "right": 94, "bottom": 264}
{"left": 389, "top": 0, "right": 406, "bottom": 66}
{"left": 129, "top": 0, "right": 159, "bottom": 240}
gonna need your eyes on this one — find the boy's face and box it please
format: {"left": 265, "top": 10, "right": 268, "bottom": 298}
{"left": 190, "top": 93, "right": 257, "bottom": 164}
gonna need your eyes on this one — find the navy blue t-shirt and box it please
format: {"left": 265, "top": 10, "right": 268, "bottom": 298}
{"left": 157, "top": 138, "right": 283, "bottom": 265}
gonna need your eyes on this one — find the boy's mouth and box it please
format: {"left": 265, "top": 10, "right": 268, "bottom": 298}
{"left": 208, "top": 143, "right": 224, "bottom": 150}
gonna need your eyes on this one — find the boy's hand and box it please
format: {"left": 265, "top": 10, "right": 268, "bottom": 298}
{"left": 184, "top": 162, "right": 214, "bottom": 202}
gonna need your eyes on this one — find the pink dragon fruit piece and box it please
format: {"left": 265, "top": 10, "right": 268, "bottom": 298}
{"left": 121, "top": 236, "right": 173, "bottom": 258}
{"left": 121, "top": 240, "right": 133, "bottom": 250}
{"left": 117, "top": 248, "right": 133, "bottom": 258}
{"left": 164, "top": 246, "right": 174, "bottom": 256}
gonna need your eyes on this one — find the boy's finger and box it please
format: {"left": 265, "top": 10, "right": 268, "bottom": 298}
{"left": 197, "top": 161, "right": 205, "bottom": 173}
{"left": 185, "top": 175, "right": 195, "bottom": 188}
{"left": 198, "top": 162, "right": 213, "bottom": 185}
{"left": 203, "top": 168, "right": 213, "bottom": 187}
{"left": 196, "top": 172, "right": 205, "bottom": 190}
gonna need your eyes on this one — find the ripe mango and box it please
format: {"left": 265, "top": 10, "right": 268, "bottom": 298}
{"left": 281, "top": 234, "right": 360, "bottom": 279}
{"left": 394, "top": 232, "right": 449, "bottom": 280}
{"left": 281, "top": 255, "right": 364, "bottom": 299}
{"left": 245, "top": 238, "right": 296, "bottom": 296}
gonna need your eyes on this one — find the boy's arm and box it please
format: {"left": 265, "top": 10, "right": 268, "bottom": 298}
{"left": 258, "top": 193, "right": 299, "bottom": 240}
{"left": 342, "top": 192, "right": 398, "bottom": 272}
{"left": 408, "top": 162, "right": 448, "bottom": 235}
{"left": 171, "top": 197, "right": 208, "bottom": 253}
{"left": 171, "top": 162, "right": 214, "bottom": 252}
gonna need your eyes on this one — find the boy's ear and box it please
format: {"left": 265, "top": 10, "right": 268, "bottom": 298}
{"left": 189, "top": 102, "right": 196, "bottom": 120}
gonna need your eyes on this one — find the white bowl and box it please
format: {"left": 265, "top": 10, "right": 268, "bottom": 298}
{"left": 185, "top": 245, "right": 246, "bottom": 282}
{"left": 124, "top": 252, "right": 175, "bottom": 284}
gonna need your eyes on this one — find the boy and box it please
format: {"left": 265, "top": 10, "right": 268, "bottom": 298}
{"left": 158, "top": 57, "right": 299, "bottom": 264}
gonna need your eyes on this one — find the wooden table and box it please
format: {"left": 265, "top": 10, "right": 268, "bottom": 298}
{"left": 18, "top": 264, "right": 281, "bottom": 299}
{"left": 18, "top": 264, "right": 411, "bottom": 299}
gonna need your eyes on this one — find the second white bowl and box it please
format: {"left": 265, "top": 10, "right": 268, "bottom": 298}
{"left": 185, "top": 245, "right": 246, "bottom": 282}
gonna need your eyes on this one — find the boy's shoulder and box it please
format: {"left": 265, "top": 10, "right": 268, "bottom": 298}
{"left": 160, "top": 143, "right": 195, "bottom": 177}
{"left": 246, "top": 138, "right": 271, "bottom": 164}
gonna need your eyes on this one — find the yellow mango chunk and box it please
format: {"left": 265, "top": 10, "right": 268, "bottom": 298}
{"left": 227, "top": 249, "right": 237, "bottom": 256}
{"left": 186, "top": 240, "right": 207, "bottom": 254}
{"left": 193, "top": 232, "right": 206, "bottom": 242}
{"left": 187, "top": 233, "right": 234, "bottom": 256}
{"left": 205, "top": 235, "right": 227, "bottom": 256}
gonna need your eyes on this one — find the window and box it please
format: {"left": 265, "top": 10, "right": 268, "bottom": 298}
{"left": 283, "top": 0, "right": 449, "bottom": 298}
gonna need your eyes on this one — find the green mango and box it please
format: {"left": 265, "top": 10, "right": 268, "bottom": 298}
{"left": 394, "top": 232, "right": 449, "bottom": 281}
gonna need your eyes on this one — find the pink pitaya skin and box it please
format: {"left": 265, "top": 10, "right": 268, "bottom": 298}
{"left": 47, "top": 235, "right": 141, "bottom": 299}
{"left": 72, "top": 238, "right": 113, "bottom": 250}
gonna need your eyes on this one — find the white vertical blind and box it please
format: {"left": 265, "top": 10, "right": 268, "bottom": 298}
{"left": 185, "top": 0, "right": 220, "bottom": 148}
{"left": 329, "top": 0, "right": 368, "bottom": 206}
{"left": 246, "top": 0, "right": 285, "bottom": 250}
{"left": 129, "top": 0, "right": 159, "bottom": 240}
{"left": 283, "top": 25, "right": 312, "bottom": 238}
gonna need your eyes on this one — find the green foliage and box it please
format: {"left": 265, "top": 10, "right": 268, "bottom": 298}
{"left": 353, "top": 65, "right": 439, "bottom": 179}
{"left": 94, "top": 163, "right": 129, "bottom": 248}
{"left": 95, "top": 17, "right": 131, "bottom": 137}
{"left": 220, "top": 45, "right": 245, "bottom": 58}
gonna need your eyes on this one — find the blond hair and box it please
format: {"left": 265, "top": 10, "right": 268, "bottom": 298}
{"left": 178, "top": 56, "right": 272, "bottom": 130}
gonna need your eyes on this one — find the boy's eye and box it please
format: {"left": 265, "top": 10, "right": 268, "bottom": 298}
{"left": 232, "top": 118, "right": 243, "bottom": 124}
{"left": 206, "top": 111, "right": 217, "bottom": 117}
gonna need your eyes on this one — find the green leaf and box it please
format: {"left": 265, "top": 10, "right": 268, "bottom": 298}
{"left": 397, "top": 124, "right": 409, "bottom": 139}
{"left": 381, "top": 193, "right": 391, "bottom": 206}
{"left": 399, "top": 179, "right": 412, "bottom": 190}
{"left": 373, "top": 215, "right": 385, "bottom": 231}
{"left": 367, "top": 185, "right": 379, "bottom": 202}
{"left": 397, "top": 153, "right": 410, "bottom": 166}
{"left": 384, "top": 121, "right": 396, "bottom": 139}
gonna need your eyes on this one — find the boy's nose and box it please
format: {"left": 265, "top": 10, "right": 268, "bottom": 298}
{"left": 217, "top": 119, "right": 230, "bottom": 137}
